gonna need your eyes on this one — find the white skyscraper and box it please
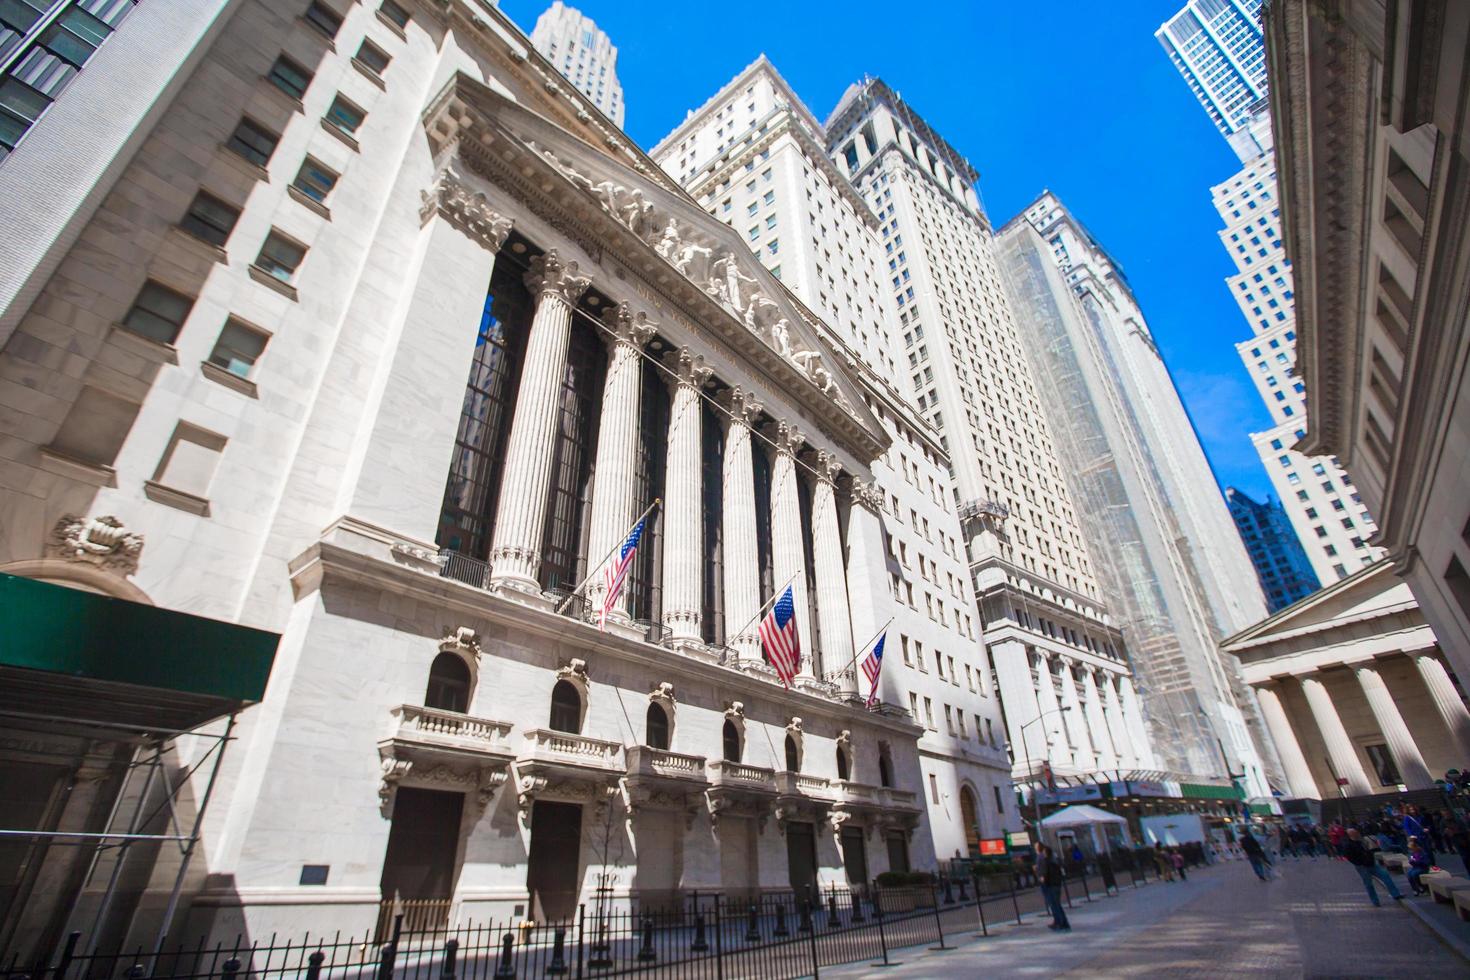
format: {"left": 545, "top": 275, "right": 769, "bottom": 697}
{"left": 530, "top": 1, "right": 625, "bottom": 126}
{"left": 997, "top": 192, "right": 1276, "bottom": 795}
{"left": 1155, "top": 0, "right": 1273, "bottom": 164}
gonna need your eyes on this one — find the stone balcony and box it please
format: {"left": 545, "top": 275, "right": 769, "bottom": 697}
{"left": 623, "top": 746, "right": 710, "bottom": 824}
{"left": 376, "top": 704, "right": 516, "bottom": 817}
{"left": 705, "top": 759, "right": 778, "bottom": 831}
{"left": 513, "top": 728, "right": 626, "bottom": 816}
{"left": 774, "top": 771, "right": 834, "bottom": 832}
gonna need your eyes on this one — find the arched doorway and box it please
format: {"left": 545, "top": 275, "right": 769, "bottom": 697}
{"left": 960, "top": 786, "right": 982, "bottom": 858}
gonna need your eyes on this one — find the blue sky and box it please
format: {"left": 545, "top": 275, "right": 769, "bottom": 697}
{"left": 500, "top": 0, "right": 1275, "bottom": 498}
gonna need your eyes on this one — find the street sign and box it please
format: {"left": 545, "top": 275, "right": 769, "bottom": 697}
{"left": 1006, "top": 831, "right": 1031, "bottom": 847}
{"left": 979, "top": 838, "right": 1007, "bottom": 856}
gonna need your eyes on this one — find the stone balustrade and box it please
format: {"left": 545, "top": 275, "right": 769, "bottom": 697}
{"left": 519, "top": 728, "right": 624, "bottom": 770}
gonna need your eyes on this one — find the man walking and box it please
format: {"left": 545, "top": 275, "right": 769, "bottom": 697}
{"left": 1240, "top": 830, "right": 1271, "bottom": 881}
{"left": 1343, "top": 828, "right": 1403, "bottom": 906}
{"left": 1037, "top": 843, "right": 1071, "bottom": 931}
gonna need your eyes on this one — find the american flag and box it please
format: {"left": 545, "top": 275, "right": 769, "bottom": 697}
{"left": 861, "top": 631, "right": 887, "bottom": 706}
{"left": 601, "top": 516, "right": 646, "bottom": 629}
{"left": 759, "top": 585, "right": 802, "bottom": 687}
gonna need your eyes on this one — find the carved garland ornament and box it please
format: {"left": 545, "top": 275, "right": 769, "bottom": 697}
{"left": 46, "top": 515, "right": 143, "bottom": 576}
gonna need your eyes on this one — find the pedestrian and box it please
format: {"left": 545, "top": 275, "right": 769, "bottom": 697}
{"left": 1405, "top": 806, "right": 1436, "bottom": 865}
{"left": 1037, "top": 843, "right": 1071, "bottom": 931}
{"left": 1240, "top": 831, "right": 1271, "bottom": 881}
{"left": 1406, "top": 837, "right": 1432, "bottom": 896}
{"left": 1328, "top": 821, "right": 1346, "bottom": 858}
{"left": 1343, "top": 828, "right": 1403, "bottom": 906}
{"left": 1448, "top": 816, "right": 1470, "bottom": 878}
{"left": 1171, "top": 848, "right": 1187, "bottom": 881}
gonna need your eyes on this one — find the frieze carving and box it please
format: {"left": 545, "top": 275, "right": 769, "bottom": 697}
{"left": 47, "top": 515, "right": 143, "bottom": 576}
{"left": 420, "top": 164, "right": 514, "bottom": 253}
{"left": 524, "top": 249, "right": 592, "bottom": 306}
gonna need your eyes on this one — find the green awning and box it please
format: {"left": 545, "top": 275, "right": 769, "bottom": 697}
{"left": 1179, "top": 782, "right": 1245, "bottom": 801}
{"left": 0, "top": 573, "right": 279, "bottom": 730}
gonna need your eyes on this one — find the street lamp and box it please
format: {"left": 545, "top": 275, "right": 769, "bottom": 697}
{"left": 1020, "top": 706, "right": 1073, "bottom": 836}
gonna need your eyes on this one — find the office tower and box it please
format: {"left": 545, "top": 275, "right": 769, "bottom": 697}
{"left": 529, "top": 1, "right": 624, "bottom": 126}
{"left": 1155, "top": 0, "right": 1272, "bottom": 164}
{"left": 651, "top": 58, "right": 1023, "bottom": 859}
{"left": 0, "top": 0, "right": 935, "bottom": 953}
{"left": 1226, "top": 488, "right": 1320, "bottom": 612}
{"left": 996, "top": 193, "right": 1274, "bottom": 795}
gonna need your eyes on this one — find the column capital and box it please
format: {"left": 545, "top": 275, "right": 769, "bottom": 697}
{"left": 814, "top": 449, "right": 843, "bottom": 486}
{"left": 726, "top": 386, "right": 763, "bottom": 426}
{"left": 420, "top": 166, "right": 514, "bottom": 252}
{"left": 525, "top": 249, "right": 592, "bottom": 307}
{"left": 608, "top": 302, "right": 657, "bottom": 348}
{"left": 848, "top": 477, "right": 883, "bottom": 513}
{"left": 772, "top": 420, "right": 804, "bottom": 456}
{"left": 669, "top": 345, "right": 713, "bottom": 388}
{"left": 1057, "top": 654, "right": 1078, "bottom": 669}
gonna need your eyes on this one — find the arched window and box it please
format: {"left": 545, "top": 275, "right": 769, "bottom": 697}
{"left": 878, "top": 746, "right": 894, "bottom": 788}
{"left": 836, "top": 747, "right": 850, "bottom": 781}
{"left": 722, "top": 720, "right": 741, "bottom": 762}
{"left": 646, "top": 703, "right": 670, "bottom": 750}
{"left": 784, "top": 734, "right": 800, "bottom": 772}
{"left": 424, "top": 652, "right": 471, "bottom": 713}
{"left": 549, "top": 680, "right": 581, "bottom": 734}
{"left": 960, "top": 786, "right": 981, "bottom": 858}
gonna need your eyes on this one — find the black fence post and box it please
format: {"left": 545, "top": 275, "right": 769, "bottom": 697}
{"left": 575, "top": 905, "right": 586, "bottom": 980}
{"left": 957, "top": 875, "right": 969, "bottom": 902}
{"left": 849, "top": 886, "right": 865, "bottom": 925}
{"left": 928, "top": 881, "right": 949, "bottom": 950}
{"left": 798, "top": 889, "right": 814, "bottom": 934}
{"left": 744, "top": 903, "right": 760, "bottom": 944}
{"left": 493, "top": 933, "right": 516, "bottom": 980}
{"left": 53, "top": 933, "right": 80, "bottom": 980}
{"left": 713, "top": 896, "right": 725, "bottom": 980}
{"left": 377, "top": 913, "right": 402, "bottom": 980}
{"left": 806, "top": 897, "right": 821, "bottom": 979}
{"left": 1079, "top": 865, "right": 1092, "bottom": 903}
{"left": 942, "top": 874, "right": 955, "bottom": 905}
{"left": 1008, "top": 871, "right": 1022, "bottom": 926}
{"left": 690, "top": 912, "right": 709, "bottom": 953}
{"left": 440, "top": 938, "right": 459, "bottom": 980}
{"left": 548, "top": 929, "right": 568, "bottom": 976}
{"left": 974, "top": 886, "right": 989, "bottom": 938}
{"left": 773, "top": 901, "right": 790, "bottom": 939}
{"left": 826, "top": 891, "right": 840, "bottom": 929}
{"left": 873, "top": 882, "right": 890, "bottom": 967}
{"left": 636, "top": 917, "right": 656, "bottom": 963}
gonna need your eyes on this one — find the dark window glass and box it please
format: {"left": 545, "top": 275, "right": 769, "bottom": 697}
{"left": 208, "top": 318, "right": 268, "bottom": 378}
{"left": 878, "top": 751, "right": 893, "bottom": 788}
{"left": 836, "top": 748, "right": 849, "bottom": 781}
{"left": 122, "top": 281, "right": 192, "bottom": 344}
{"left": 424, "top": 652, "right": 471, "bottom": 713}
{"left": 538, "top": 310, "right": 606, "bottom": 592}
{"left": 645, "top": 704, "right": 669, "bottom": 750}
{"left": 752, "top": 442, "right": 774, "bottom": 604}
{"left": 256, "top": 231, "right": 305, "bottom": 281}
{"left": 179, "top": 191, "right": 239, "bottom": 247}
{"left": 797, "top": 470, "right": 821, "bottom": 670}
{"left": 0, "top": 1, "right": 46, "bottom": 35}
{"left": 325, "top": 95, "right": 363, "bottom": 135}
{"left": 628, "top": 358, "right": 668, "bottom": 622}
{"left": 549, "top": 680, "right": 581, "bottom": 734}
{"left": 292, "top": 157, "right": 338, "bottom": 203}
{"left": 304, "top": 1, "right": 343, "bottom": 38}
{"left": 379, "top": 1, "right": 410, "bottom": 28}
{"left": 356, "top": 40, "right": 389, "bottom": 74}
{"left": 722, "top": 720, "right": 741, "bottom": 763}
{"left": 436, "top": 254, "right": 531, "bottom": 558}
{"left": 700, "top": 403, "right": 724, "bottom": 645}
{"left": 784, "top": 734, "right": 799, "bottom": 772}
{"left": 267, "top": 54, "right": 312, "bottom": 100}
{"left": 226, "top": 117, "right": 278, "bottom": 167}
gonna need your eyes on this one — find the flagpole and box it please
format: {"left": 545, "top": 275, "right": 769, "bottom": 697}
{"left": 723, "top": 571, "right": 801, "bottom": 650}
{"left": 829, "top": 616, "right": 896, "bottom": 680}
{"left": 555, "top": 498, "right": 661, "bottom": 615}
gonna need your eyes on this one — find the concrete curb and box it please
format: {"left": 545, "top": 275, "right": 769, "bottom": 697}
{"left": 1401, "top": 899, "right": 1470, "bottom": 964}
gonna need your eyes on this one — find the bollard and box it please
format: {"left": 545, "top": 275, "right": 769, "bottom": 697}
{"left": 636, "top": 917, "right": 656, "bottom": 963}
{"left": 849, "top": 887, "right": 865, "bottom": 924}
{"left": 305, "top": 951, "right": 326, "bottom": 980}
{"left": 744, "top": 904, "right": 760, "bottom": 944}
{"left": 493, "top": 933, "right": 516, "bottom": 980}
{"left": 826, "top": 892, "right": 840, "bottom": 929}
{"left": 943, "top": 875, "right": 955, "bottom": 904}
{"left": 547, "top": 930, "right": 567, "bottom": 976}
{"left": 222, "top": 959, "right": 241, "bottom": 980}
{"left": 798, "top": 896, "right": 814, "bottom": 934}
{"left": 929, "top": 881, "right": 949, "bottom": 950}
{"left": 588, "top": 915, "right": 612, "bottom": 970}
{"left": 1008, "top": 872, "right": 1022, "bottom": 926}
{"left": 125, "top": 966, "right": 146, "bottom": 980}
{"left": 872, "top": 886, "right": 890, "bottom": 967}
{"left": 437, "top": 939, "right": 458, "bottom": 980}
{"left": 689, "top": 913, "right": 709, "bottom": 953}
{"left": 773, "top": 901, "right": 790, "bottom": 938}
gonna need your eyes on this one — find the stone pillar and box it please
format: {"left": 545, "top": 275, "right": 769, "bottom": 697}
{"left": 720, "top": 388, "right": 762, "bottom": 663}
{"left": 810, "top": 451, "right": 854, "bottom": 682}
{"left": 1298, "top": 674, "right": 1372, "bottom": 796}
{"left": 1080, "top": 667, "right": 1118, "bottom": 772}
{"left": 841, "top": 480, "right": 888, "bottom": 699}
{"left": 488, "top": 250, "right": 591, "bottom": 595}
{"left": 1101, "top": 674, "right": 1136, "bottom": 769}
{"left": 1413, "top": 651, "right": 1470, "bottom": 761}
{"left": 1253, "top": 683, "right": 1318, "bottom": 798}
{"left": 1354, "top": 662, "right": 1434, "bottom": 789}
{"left": 991, "top": 639, "right": 1045, "bottom": 774}
{"left": 343, "top": 180, "right": 510, "bottom": 542}
{"left": 1057, "top": 659, "right": 1095, "bottom": 772}
{"left": 1118, "top": 675, "right": 1156, "bottom": 769}
{"left": 662, "top": 347, "right": 711, "bottom": 644}
{"left": 768, "top": 421, "right": 813, "bottom": 678}
{"left": 1033, "top": 652, "right": 1068, "bottom": 764}
{"left": 583, "top": 304, "right": 655, "bottom": 621}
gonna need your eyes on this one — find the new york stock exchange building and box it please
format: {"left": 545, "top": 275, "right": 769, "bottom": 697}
{"left": 0, "top": 1, "right": 935, "bottom": 951}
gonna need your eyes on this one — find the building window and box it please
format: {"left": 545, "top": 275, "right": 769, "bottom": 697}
{"left": 150, "top": 422, "right": 226, "bottom": 506}
{"left": 722, "top": 719, "right": 742, "bottom": 762}
{"left": 208, "top": 317, "right": 269, "bottom": 378}
{"left": 178, "top": 191, "right": 240, "bottom": 248}
{"left": 48, "top": 386, "right": 139, "bottom": 468}
{"left": 304, "top": 1, "right": 343, "bottom": 38}
{"left": 836, "top": 746, "right": 850, "bottom": 781}
{"left": 784, "top": 734, "right": 800, "bottom": 772}
{"left": 226, "top": 117, "right": 279, "bottom": 168}
{"left": 549, "top": 680, "right": 581, "bottom": 734}
{"left": 645, "top": 703, "right": 670, "bottom": 750}
{"left": 878, "top": 745, "right": 893, "bottom": 787}
{"left": 255, "top": 231, "right": 306, "bottom": 283}
{"left": 424, "top": 652, "right": 471, "bottom": 713}
{"left": 356, "top": 40, "right": 390, "bottom": 76}
{"left": 267, "top": 55, "right": 313, "bottom": 101}
{"left": 929, "top": 773, "right": 939, "bottom": 803}
{"left": 292, "top": 157, "right": 339, "bottom": 203}
{"left": 379, "top": 1, "right": 410, "bottom": 28}
{"left": 122, "top": 281, "right": 193, "bottom": 345}
{"left": 325, "top": 94, "right": 365, "bottom": 136}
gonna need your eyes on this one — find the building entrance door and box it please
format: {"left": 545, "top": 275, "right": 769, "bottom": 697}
{"left": 379, "top": 787, "right": 464, "bottom": 929}
{"left": 527, "top": 801, "right": 583, "bottom": 921}
{"left": 786, "top": 821, "right": 818, "bottom": 896}
{"left": 840, "top": 826, "right": 868, "bottom": 886}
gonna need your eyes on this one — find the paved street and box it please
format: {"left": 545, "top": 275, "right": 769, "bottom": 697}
{"left": 826, "top": 857, "right": 1468, "bottom": 978}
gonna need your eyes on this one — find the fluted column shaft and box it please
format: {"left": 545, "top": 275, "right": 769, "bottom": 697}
{"left": 1253, "top": 684, "right": 1318, "bottom": 798}
{"left": 1355, "top": 663, "right": 1433, "bottom": 789}
{"left": 721, "top": 390, "right": 762, "bottom": 662}
{"left": 1118, "top": 676, "right": 1156, "bottom": 769}
{"left": 811, "top": 451, "right": 854, "bottom": 682}
{"left": 489, "top": 251, "right": 591, "bottom": 593}
{"left": 1034, "top": 653, "right": 1068, "bottom": 763}
{"left": 1057, "top": 660, "right": 1095, "bottom": 771}
{"left": 1081, "top": 668, "right": 1118, "bottom": 771}
{"left": 662, "top": 347, "right": 711, "bottom": 642}
{"left": 1101, "top": 675, "right": 1135, "bottom": 769}
{"left": 1413, "top": 652, "right": 1470, "bottom": 760}
{"left": 841, "top": 481, "right": 888, "bottom": 698}
{"left": 992, "top": 640, "right": 1045, "bottom": 773}
{"left": 584, "top": 305, "right": 654, "bottom": 619}
{"left": 1299, "top": 674, "right": 1372, "bottom": 795}
{"left": 769, "top": 422, "right": 813, "bottom": 678}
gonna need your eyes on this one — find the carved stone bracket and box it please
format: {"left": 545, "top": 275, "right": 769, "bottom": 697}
{"left": 420, "top": 164, "right": 514, "bottom": 252}
{"left": 848, "top": 478, "right": 883, "bottom": 514}
{"left": 47, "top": 515, "right": 143, "bottom": 576}
{"left": 440, "top": 626, "right": 482, "bottom": 660}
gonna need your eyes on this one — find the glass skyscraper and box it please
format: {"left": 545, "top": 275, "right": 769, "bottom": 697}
{"left": 1225, "top": 488, "right": 1320, "bottom": 612}
{"left": 1155, "top": 0, "right": 1272, "bottom": 163}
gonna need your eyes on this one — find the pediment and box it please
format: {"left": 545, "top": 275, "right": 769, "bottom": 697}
{"left": 421, "top": 72, "right": 887, "bottom": 461}
{"left": 1223, "top": 562, "right": 1418, "bottom": 648}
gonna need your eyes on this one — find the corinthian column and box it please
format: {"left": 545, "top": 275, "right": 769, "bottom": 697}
{"left": 769, "top": 421, "right": 813, "bottom": 678}
{"left": 1033, "top": 653, "right": 1067, "bottom": 763}
{"left": 1080, "top": 667, "right": 1118, "bottom": 772}
{"left": 1057, "top": 659, "right": 1095, "bottom": 771}
{"left": 662, "top": 347, "right": 711, "bottom": 644}
{"left": 1253, "top": 683, "right": 1318, "bottom": 798}
{"left": 584, "top": 304, "right": 655, "bottom": 620}
{"left": 810, "top": 450, "right": 854, "bottom": 682}
{"left": 1118, "top": 675, "right": 1156, "bottom": 769}
{"left": 721, "top": 388, "right": 762, "bottom": 662}
{"left": 992, "top": 640, "right": 1044, "bottom": 773}
{"left": 1298, "top": 674, "right": 1372, "bottom": 795}
{"left": 1413, "top": 651, "right": 1470, "bottom": 761}
{"left": 841, "top": 480, "right": 888, "bottom": 699}
{"left": 488, "top": 250, "right": 591, "bottom": 595}
{"left": 1354, "top": 662, "right": 1433, "bottom": 789}
{"left": 1101, "top": 674, "right": 1136, "bottom": 769}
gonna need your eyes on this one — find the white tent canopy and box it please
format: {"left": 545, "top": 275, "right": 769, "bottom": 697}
{"left": 1039, "top": 805, "right": 1132, "bottom": 855}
